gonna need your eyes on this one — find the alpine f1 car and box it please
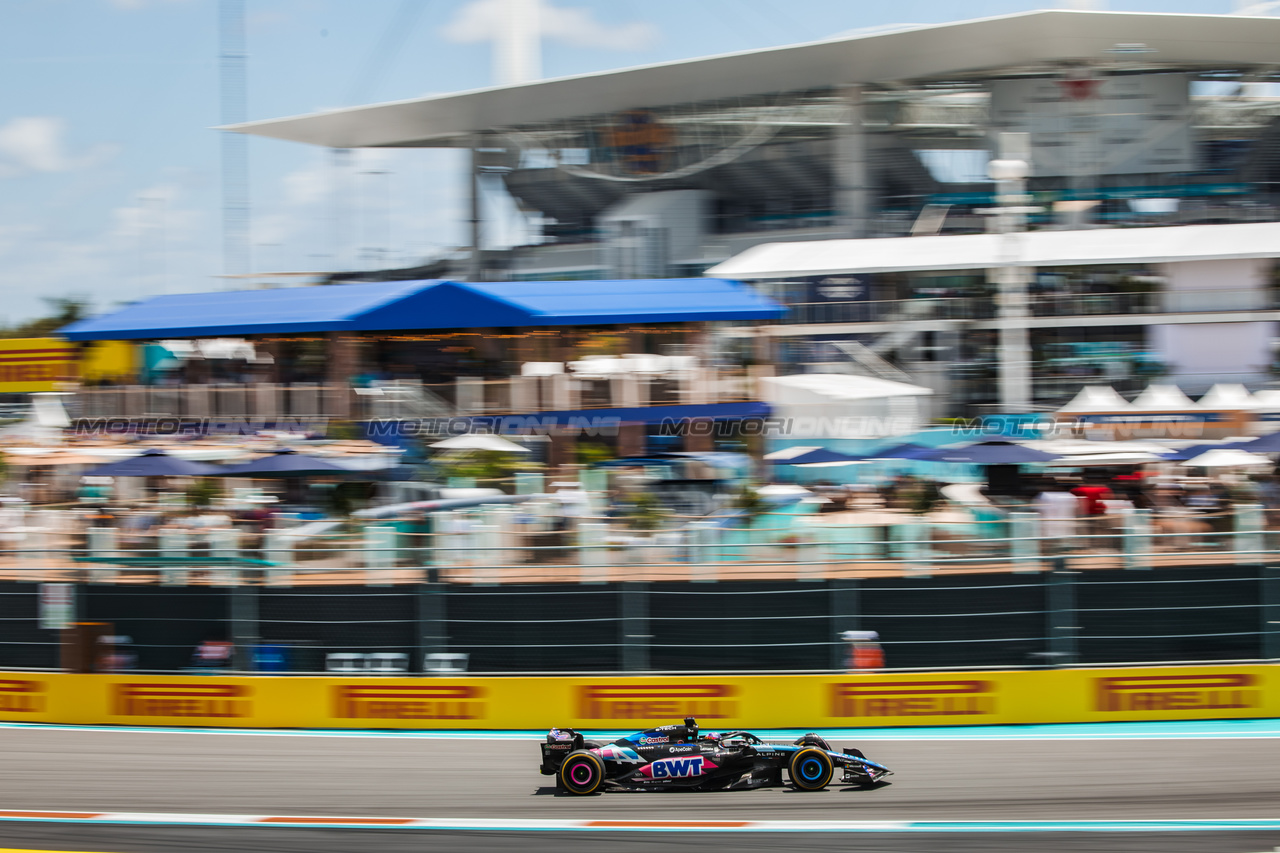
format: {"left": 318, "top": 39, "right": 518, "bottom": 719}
{"left": 539, "top": 717, "right": 892, "bottom": 795}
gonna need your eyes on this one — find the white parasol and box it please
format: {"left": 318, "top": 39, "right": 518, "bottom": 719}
{"left": 430, "top": 434, "right": 532, "bottom": 453}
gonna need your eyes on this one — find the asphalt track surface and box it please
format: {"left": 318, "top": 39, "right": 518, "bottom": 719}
{"left": 1, "top": 725, "right": 1279, "bottom": 852}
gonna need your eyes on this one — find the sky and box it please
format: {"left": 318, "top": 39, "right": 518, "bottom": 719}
{"left": 0, "top": 0, "right": 1260, "bottom": 324}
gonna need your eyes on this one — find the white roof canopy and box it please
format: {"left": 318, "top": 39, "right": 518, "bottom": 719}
{"left": 1249, "top": 390, "right": 1280, "bottom": 411}
{"left": 1184, "top": 448, "right": 1272, "bottom": 468}
{"left": 1057, "top": 386, "right": 1131, "bottom": 414}
{"left": 429, "top": 434, "right": 532, "bottom": 453}
{"left": 762, "top": 446, "right": 824, "bottom": 461}
{"left": 1198, "top": 383, "right": 1254, "bottom": 409}
{"left": 229, "top": 10, "right": 1280, "bottom": 149}
{"left": 708, "top": 222, "right": 1280, "bottom": 279}
{"left": 1130, "top": 384, "right": 1200, "bottom": 411}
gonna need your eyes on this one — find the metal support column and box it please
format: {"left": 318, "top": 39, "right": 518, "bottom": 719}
{"left": 1045, "top": 557, "right": 1077, "bottom": 666}
{"left": 417, "top": 582, "right": 448, "bottom": 674}
{"left": 996, "top": 264, "right": 1033, "bottom": 412}
{"left": 835, "top": 85, "right": 869, "bottom": 238}
{"left": 1262, "top": 564, "right": 1280, "bottom": 661}
{"left": 1009, "top": 511, "right": 1040, "bottom": 573}
{"left": 830, "top": 579, "right": 860, "bottom": 671}
{"left": 229, "top": 584, "right": 258, "bottom": 672}
{"left": 468, "top": 136, "right": 483, "bottom": 282}
{"left": 620, "top": 581, "right": 650, "bottom": 672}
{"left": 1122, "top": 507, "right": 1152, "bottom": 570}
{"left": 689, "top": 521, "right": 718, "bottom": 582}
{"left": 1235, "top": 503, "right": 1265, "bottom": 560}
{"left": 988, "top": 132, "right": 1035, "bottom": 413}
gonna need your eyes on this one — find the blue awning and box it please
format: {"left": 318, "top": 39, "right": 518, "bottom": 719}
{"left": 58, "top": 279, "right": 785, "bottom": 341}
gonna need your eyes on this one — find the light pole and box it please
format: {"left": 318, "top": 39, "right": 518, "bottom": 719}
{"left": 986, "top": 133, "right": 1038, "bottom": 413}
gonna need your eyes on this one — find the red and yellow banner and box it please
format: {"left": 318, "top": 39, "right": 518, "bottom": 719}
{"left": 0, "top": 665, "right": 1275, "bottom": 730}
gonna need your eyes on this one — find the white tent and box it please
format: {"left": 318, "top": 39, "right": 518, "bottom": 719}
{"left": 1198, "top": 383, "right": 1253, "bottom": 409}
{"left": 1248, "top": 389, "right": 1280, "bottom": 411}
{"left": 760, "top": 374, "right": 933, "bottom": 439}
{"left": 1184, "top": 448, "right": 1272, "bottom": 468}
{"left": 1030, "top": 439, "right": 1171, "bottom": 457}
{"left": 1057, "top": 386, "right": 1131, "bottom": 413}
{"left": 756, "top": 484, "right": 817, "bottom": 498}
{"left": 1047, "top": 451, "right": 1165, "bottom": 466}
{"left": 430, "top": 434, "right": 532, "bottom": 453}
{"left": 1130, "top": 384, "right": 1199, "bottom": 411}
{"left": 762, "top": 374, "right": 933, "bottom": 401}
{"left": 762, "top": 446, "right": 823, "bottom": 461}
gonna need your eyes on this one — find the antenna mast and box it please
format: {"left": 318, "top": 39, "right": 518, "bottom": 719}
{"left": 220, "top": 0, "right": 250, "bottom": 277}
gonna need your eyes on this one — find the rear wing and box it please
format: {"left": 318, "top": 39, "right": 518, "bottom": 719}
{"left": 539, "top": 728, "right": 585, "bottom": 775}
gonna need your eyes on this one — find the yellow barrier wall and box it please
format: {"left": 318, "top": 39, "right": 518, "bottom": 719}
{"left": 79, "top": 340, "right": 137, "bottom": 385}
{"left": 1, "top": 665, "right": 1275, "bottom": 730}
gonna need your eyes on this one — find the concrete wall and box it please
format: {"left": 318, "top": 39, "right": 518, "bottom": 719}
{"left": 1152, "top": 258, "right": 1276, "bottom": 391}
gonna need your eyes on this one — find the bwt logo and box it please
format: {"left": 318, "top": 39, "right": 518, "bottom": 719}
{"left": 333, "top": 685, "right": 485, "bottom": 720}
{"left": 649, "top": 757, "right": 705, "bottom": 778}
{"left": 578, "top": 684, "right": 737, "bottom": 720}
{"left": 830, "top": 681, "right": 995, "bottom": 718}
{"left": 1095, "top": 674, "right": 1259, "bottom": 713}
{"left": 0, "top": 679, "right": 45, "bottom": 713}
{"left": 112, "top": 683, "right": 250, "bottom": 718}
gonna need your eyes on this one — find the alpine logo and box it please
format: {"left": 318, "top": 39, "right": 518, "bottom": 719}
{"left": 598, "top": 746, "right": 643, "bottom": 763}
{"left": 647, "top": 757, "right": 707, "bottom": 778}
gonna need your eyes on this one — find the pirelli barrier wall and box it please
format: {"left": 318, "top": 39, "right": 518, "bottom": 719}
{"left": 0, "top": 665, "right": 1276, "bottom": 730}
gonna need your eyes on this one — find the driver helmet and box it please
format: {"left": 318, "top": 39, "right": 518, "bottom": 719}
{"left": 702, "top": 731, "right": 722, "bottom": 743}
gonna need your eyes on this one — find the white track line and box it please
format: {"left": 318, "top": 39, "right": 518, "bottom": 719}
{"left": 1, "top": 810, "right": 1279, "bottom": 833}
{"left": 3, "top": 721, "right": 1280, "bottom": 741}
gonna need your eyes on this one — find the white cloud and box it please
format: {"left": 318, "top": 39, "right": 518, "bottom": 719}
{"left": 443, "top": 0, "right": 658, "bottom": 51}
{"left": 0, "top": 117, "right": 75, "bottom": 173}
{"left": 0, "top": 116, "right": 116, "bottom": 178}
{"left": 0, "top": 179, "right": 213, "bottom": 323}
{"left": 253, "top": 159, "right": 333, "bottom": 248}
{"left": 110, "top": 183, "right": 198, "bottom": 241}
{"left": 541, "top": 3, "right": 658, "bottom": 50}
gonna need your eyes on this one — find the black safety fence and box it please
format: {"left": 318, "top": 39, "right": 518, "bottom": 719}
{"left": 1, "top": 560, "right": 1277, "bottom": 674}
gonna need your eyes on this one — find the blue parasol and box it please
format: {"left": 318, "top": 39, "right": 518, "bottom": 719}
{"left": 866, "top": 442, "right": 937, "bottom": 460}
{"left": 772, "top": 448, "right": 864, "bottom": 466}
{"left": 87, "top": 449, "right": 218, "bottom": 478}
{"left": 217, "top": 448, "right": 350, "bottom": 477}
{"left": 920, "top": 441, "right": 1059, "bottom": 465}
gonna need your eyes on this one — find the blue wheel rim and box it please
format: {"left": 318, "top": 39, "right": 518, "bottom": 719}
{"left": 800, "top": 757, "right": 824, "bottom": 781}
